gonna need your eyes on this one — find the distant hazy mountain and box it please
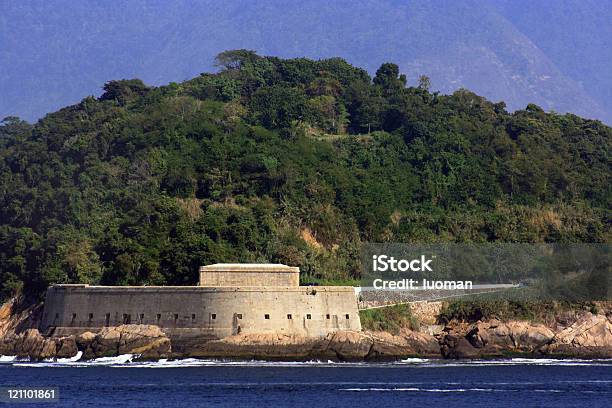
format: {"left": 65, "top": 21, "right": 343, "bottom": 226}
{"left": 1, "top": 0, "right": 611, "bottom": 123}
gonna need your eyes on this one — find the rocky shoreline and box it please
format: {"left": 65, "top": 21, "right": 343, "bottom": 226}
{"left": 439, "top": 312, "right": 612, "bottom": 359}
{"left": 1, "top": 298, "right": 611, "bottom": 361}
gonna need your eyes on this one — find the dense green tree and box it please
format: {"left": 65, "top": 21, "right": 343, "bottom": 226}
{"left": 373, "top": 63, "right": 407, "bottom": 94}
{"left": 100, "top": 79, "right": 150, "bottom": 106}
{"left": 214, "top": 49, "right": 261, "bottom": 71}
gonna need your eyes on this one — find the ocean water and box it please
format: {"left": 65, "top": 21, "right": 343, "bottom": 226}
{"left": 0, "top": 356, "right": 611, "bottom": 407}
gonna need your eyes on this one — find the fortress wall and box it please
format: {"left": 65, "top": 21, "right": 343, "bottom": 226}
{"left": 41, "top": 285, "right": 360, "bottom": 338}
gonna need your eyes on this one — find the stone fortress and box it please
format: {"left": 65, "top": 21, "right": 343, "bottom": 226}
{"left": 40, "top": 264, "right": 361, "bottom": 339}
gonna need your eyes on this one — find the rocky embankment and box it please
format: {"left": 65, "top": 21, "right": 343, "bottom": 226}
{"left": 0, "top": 324, "right": 439, "bottom": 361}
{"left": 1, "top": 298, "right": 611, "bottom": 361}
{"left": 171, "top": 328, "right": 440, "bottom": 361}
{"left": 440, "top": 312, "right": 612, "bottom": 359}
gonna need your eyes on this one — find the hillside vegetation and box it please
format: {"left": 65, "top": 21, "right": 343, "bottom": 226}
{"left": 0, "top": 51, "right": 610, "bottom": 299}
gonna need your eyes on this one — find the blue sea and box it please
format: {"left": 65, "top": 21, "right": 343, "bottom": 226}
{"left": 0, "top": 355, "right": 611, "bottom": 407}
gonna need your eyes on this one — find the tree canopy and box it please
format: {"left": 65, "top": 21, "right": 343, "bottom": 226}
{"left": 0, "top": 51, "right": 610, "bottom": 300}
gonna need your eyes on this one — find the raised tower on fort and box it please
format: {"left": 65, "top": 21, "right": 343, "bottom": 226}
{"left": 199, "top": 263, "right": 299, "bottom": 287}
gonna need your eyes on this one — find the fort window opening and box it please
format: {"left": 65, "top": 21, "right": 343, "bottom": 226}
{"left": 264, "top": 314, "right": 270, "bottom": 319}
{"left": 173, "top": 314, "right": 179, "bottom": 321}
{"left": 306, "top": 314, "right": 312, "bottom": 319}
{"left": 139, "top": 313, "right": 145, "bottom": 323}
{"left": 237, "top": 314, "right": 243, "bottom": 319}
{"left": 211, "top": 313, "right": 217, "bottom": 320}
{"left": 88, "top": 313, "right": 93, "bottom": 321}
{"left": 156, "top": 313, "right": 161, "bottom": 321}
{"left": 105, "top": 313, "right": 110, "bottom": 326}
{"left": 346, "top": 314, "right": 350, "bottom": 319}
{"left": 326, "top": 314, "right": 330, "bottom": 320}
{"left": 287, "top": 314, "right": 292, "bottom": 320}
{"left": 123, "top": 314, "right": 131, "bottom": 324}
{"left": 71, "top": 313, "right": 76, "bottom": 320}
{"left": 191, "top": 314, "right": 196, "bottom": 320}
{"left": 55, "top": 313, "right": 59, "bottom": 319}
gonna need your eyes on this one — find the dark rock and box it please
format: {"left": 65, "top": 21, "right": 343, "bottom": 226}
{"left": 440, "top": 334, "right": 480, "bottom": 359}
{"left": 55, "top": 336, "right": 78, "bottom": 358}
{"left": 89, "top": 325, "right": 171, "bottom": 358}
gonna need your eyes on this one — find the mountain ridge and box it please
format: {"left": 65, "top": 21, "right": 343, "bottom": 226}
{"left": 1, "top": 0, "right": 610, "bottom": 123}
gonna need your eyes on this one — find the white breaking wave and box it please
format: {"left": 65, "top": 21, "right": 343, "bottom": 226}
{"left": 14, "top": 353, "right": 136, "bottom": 368}
{"left": 88, "top": 354, "right": 136, "bottom": 365}
{"left": 112, "top": 359, "right": 345, "bottom": 369}
{"left": 5, "top": 355, "right": 612, "bottom": 368}
{"left": 398, "top": 358, "right": 429, "bottom": 364}
{"left": 41, "top": 351, "right": 83, "bottom": 363}
{"left": 393, "top": 358, "right": 612, "bottom": 367}
{"left": 0, "top": 355, "right": 19, "bottom": 363}
{"left": 0, "top": 355, "right": 32, "bottom": 363}
{"left": 10, "top": 356, "right": 346, "bottom": 368}
{"left": 57, "top": 350, "right": 83, "bottom": 363}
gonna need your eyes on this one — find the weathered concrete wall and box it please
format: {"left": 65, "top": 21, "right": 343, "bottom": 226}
{"left": 199, "top": 271, "right": 299, "bottom": 287}
{"left": 41, "top": 285, "right": 360, "bottom": 339}
{"left": 198, "top": 264, "right": 299, "bottom": 287}
{"left": 409, "top": 301, "right": 443, "bottom": 325}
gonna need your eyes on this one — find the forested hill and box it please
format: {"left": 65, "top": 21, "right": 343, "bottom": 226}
{"left": 0, "top": 51, "right": 610, "bottom": 299}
